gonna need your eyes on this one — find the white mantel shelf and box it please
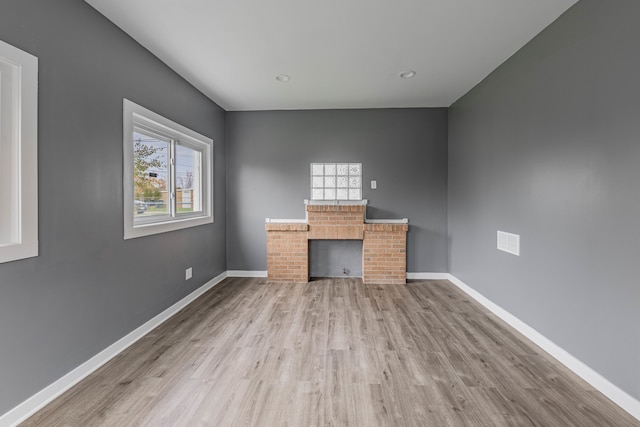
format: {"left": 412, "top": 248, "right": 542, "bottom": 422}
{"left": 304, "top": 199, "right": 368, "bottom": 206}
{"left": 267, "top": 200, "right": 408, "bottom": 224}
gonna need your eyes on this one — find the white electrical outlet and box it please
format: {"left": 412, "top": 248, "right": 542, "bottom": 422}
{"left": 185, "top": 267, "right": 193, "bottom": 280}
{"left": 371, "top": 180, "right": 377, "bottom": 189}
{"left": 497, "top": 231, "right": 520, "bottom": 256}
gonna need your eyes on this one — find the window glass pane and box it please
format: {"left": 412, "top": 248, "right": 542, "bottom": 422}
{"left": 124, "top": 99, "right": 213, "bottom": 240}
{"left": 310, "top": 162, "right": 362, "bottom": 201}
{"left": 312, "top": 188, "right": 324, "bottom": 200}
{"left": 176, "top": 144, "right": 202, "bottom": 214}
{"left": 324, "top": 176, "right": 336, "bottom": 188}
{"left": 0, "top": 60, "right": 17, "bottom": 244}
{"left": 312, "top": 176, "right": 324, "bottom": 188}
{"left": 133, "top": 131, "right": 169, "bottom": 222}
{"left": 324, "top": 188, "right": 336, "bottom": 199}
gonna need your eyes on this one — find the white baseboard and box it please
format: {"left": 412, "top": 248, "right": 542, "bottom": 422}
{"left": 0, "top": 271, "right": 229, "bottom": 427}
{"left": 226, "top": 270, "right": 267, "bottom": 277}
{"left": 406, "top": 272, "right": 450, "bottom": 280}
{"left": 3, "top": 270, "right": 637, "bottom": 424}
{"left": 228, "top": 271, "right": 446, "bottom": 280}
{"left": 446, "top": 273, "right": 640, "bottom": 421}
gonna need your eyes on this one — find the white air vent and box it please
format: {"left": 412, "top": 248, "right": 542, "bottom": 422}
{"left": 497, "top": 230, "right": 520, "bottom": 256}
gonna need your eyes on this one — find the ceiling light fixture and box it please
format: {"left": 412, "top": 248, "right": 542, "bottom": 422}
{"left": 399, "top": 70, "right": 416, "bottom": 79}
{"left": 276, "top": 74, "right": 291, "bottom": 82}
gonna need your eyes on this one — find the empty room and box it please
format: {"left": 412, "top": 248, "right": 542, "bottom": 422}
{"left": 0, "top": 0, "right": 638, "bottom": 426}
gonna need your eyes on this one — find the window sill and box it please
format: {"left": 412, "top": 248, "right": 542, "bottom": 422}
{"left": 0, "top": 240, "right": 39, "bottom": 264}
{"left": 124, "top": 214, "right": 213, "bottom": 240}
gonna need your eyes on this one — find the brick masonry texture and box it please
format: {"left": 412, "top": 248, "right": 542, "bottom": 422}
{"left": 265, "top": 204, "right": 407, "bottom": 284}
{"left": 265, "top": 223, "right": 309, "bottom": 232}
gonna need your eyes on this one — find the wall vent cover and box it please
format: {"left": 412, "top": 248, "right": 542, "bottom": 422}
{"left": 497, "top": 230, "right": 520, "bottom": 256}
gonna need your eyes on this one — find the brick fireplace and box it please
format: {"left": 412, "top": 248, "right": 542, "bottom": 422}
{"left": 265, "top": 201, "right": 408, "bottom": 284}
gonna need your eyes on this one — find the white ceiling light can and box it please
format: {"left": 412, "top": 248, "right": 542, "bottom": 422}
{"left": 276, "top": 74, "right": 291, "bottom": 82}
{"left": 399, "top": 70, "right": 416, "bottom": 79}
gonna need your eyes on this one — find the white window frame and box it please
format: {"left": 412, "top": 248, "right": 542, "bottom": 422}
{"left": 123, "top": 99, "right": 213, "bottom": 239}
{"left": 0, "top": 40, "right": 38, "bottom": 264}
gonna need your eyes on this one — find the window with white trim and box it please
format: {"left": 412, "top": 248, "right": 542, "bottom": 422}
{"left": 311, "top": 163, "right": 362, "bottom": 200}
{"left": 0, "top": 40, "right": 38, "bottom": 264}
{"left": 123, "top": 99, "right": 213, "bottom": 239}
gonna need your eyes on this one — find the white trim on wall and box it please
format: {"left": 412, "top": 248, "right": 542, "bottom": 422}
{"left": 2, "top": 271, "right": 638, "bottom": 424}
{"left": 0, "top": 272, "right": 228, "bottom": 427}
{"left": 226, "top": 270, "right": 267, "bottom": 277}
{"left": 229, "top": 272, "right": 453, "bottom": 280}
{"left": 406, "top": 272, "right": 450, "bottom": 280}
{"left": 122, "top": 99, "right": 214, "bottom": 240}
{"left": 0, "top": 39, "right": 38, "bottom": 264}
{"left": 445, "top": 273, "right": 640, "bottom": 421}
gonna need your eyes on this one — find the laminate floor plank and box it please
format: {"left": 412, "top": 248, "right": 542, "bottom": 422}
{"left": 21, "top": 278, "right": 639, "bottom": 427}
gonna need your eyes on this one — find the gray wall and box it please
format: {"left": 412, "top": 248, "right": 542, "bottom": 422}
{"left": 309, "top": 240, "right": 363, "bottom": 278}
{"left": 0, "top": 0, "right": 226, "bottom": 415}
{"left": 4, "top": 0, "right": 636, "bottom": 417}
{"left": 226, "top": 109, "right": 448, "bottom": 273}
{"left": 448, "top": 0, "right": 640, "bottom": 401}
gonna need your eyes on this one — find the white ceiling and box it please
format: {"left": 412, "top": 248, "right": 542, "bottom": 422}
{"left": 85, "top": 0, "right": 577, "bottom": 111}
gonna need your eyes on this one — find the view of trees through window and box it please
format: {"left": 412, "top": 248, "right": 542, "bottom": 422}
{"left": 133, "top": 130, "right": 202, "bottom": 221}
{"left": 134, "top": 132, "right": 169, "bottom": 217}
{"left": 124, "top": 99, "right": 212, "bottom": 239}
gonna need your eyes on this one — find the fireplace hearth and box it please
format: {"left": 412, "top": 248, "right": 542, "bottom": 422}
{"left": 265, "top": 200, "right": 408, "bottom": 284}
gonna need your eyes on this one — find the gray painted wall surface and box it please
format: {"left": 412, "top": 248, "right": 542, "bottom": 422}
{"left": 448, "top": 0, "right": 640, "bottom": 400}
{"left": 0, "top": 0, "right": 226, "bottom": 414}
{"left": 226, "top": 109, "right": 448, "bottom": 273}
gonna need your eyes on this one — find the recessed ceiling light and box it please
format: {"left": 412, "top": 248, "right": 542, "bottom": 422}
{"left": 399, "top": 70, "right": 416, "bottom": 79}
{"left": 276, "top": 74, "right": 291, "bottom": 82}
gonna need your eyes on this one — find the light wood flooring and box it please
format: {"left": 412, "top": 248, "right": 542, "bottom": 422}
{"left": 21, "top": 278, "right": 638, "bottom": 426}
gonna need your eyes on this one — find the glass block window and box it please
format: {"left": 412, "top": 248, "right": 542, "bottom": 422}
{"left": 311, "top": 163, "right": 362, "bottom": 200}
